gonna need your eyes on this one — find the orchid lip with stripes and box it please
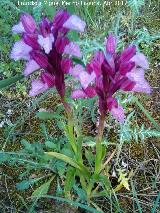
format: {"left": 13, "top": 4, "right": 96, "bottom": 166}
{"left": 71, "top": 33, "right": 151, "bottom": 123}
{"left": 11, "top": 10, "right": 86, "bottom": 98}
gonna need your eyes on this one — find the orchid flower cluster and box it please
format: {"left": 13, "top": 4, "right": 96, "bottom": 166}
{"left": 11, "top": 10, "right": 151, "bottom": 124}
{"left": 11, "top": 10, "right": 85, "bottom": 98}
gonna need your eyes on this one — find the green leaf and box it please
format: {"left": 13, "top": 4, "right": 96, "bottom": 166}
{"left": 36, "top": 112, "right": 65, "bottom": 120}
{"left": 85, "top": 149, "right": 94, "bottom": 165}
{"left": 67, "top": 30, "right": 79, "bottom": 41}
{"left": 21, "top": 139, "right": 33, "bottom": 151}
{"left": 16, "top": 177, "right": 43, "bottom": 190}
{"left": 32, "top": 176, "right": 55, "bottom": 197}
{"left": 128, "top": 0, "right": 145, "bottom": 14}
{"left": 0, "top": 74, "right": 24, "bottom": 89}
{"left": 72, "top": 57, "right": 85, "bottom": 67}
{"left": 35, "top": 195, "right": 101, "bottom": 213}
{"left": 45, "top": 152, "right": 81, "bottom": 170}
{"left": 64, "top": 167, "right": 76, "bottom": 196}
{"left": 45, "top": 141, "right": 57, "bottom": 149}
{"left": 118, "top": 169, "right": 130, "bottom": 191}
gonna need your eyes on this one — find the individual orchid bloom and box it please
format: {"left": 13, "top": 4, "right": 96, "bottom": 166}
{"left": 12, "top": 13, "right": 37, "bottom": 34}
{"left": 10, "top": 10, "right": 86, "bottom": 98}
{"left": 71, "top": 33, "right": 151, "bottom": 123}
{"left": 10, "top": 40, "right": 32, "bottom": 61}
{"left": 63, "top": 15, "right": 86, "bottom": 32}
{"left": 29, "top": 72, "right": 55, "bottom": 96}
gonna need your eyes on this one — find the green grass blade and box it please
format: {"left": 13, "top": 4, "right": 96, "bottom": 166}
{"left": 33, "top": 195, "right": 102, "bottom": 213}
{"left": 131, "top": 181, "right": 142, "bottom": 213}
{"left": 0, "top": 74, "right": 24, "bottom": 89}
{"left": 133, "top": 97, "right": 160, "bottom": 131}
{"left": 151, "top": 192, "right": 160, "bottom": 213}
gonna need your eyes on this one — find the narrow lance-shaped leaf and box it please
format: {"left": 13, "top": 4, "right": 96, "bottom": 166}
{"left": 36, "top": 111, "right": 65, "bottom": 120}
{"left": 32, "top": 176, "right": 55, "bottom": 197}
{"left": 0, "top": 74, "right": 24, "bottom": 89}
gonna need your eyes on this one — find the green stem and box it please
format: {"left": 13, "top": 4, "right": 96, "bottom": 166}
{"left": 61, "top": 99, "right": 77, "bottom": 155}
{"left": 95, "top": 114, "right": 105, "bottom": 175}
{"left": 68, "top": 118, "right": 77, "bottom": 154}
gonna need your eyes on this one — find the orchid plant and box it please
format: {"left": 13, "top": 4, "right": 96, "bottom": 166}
{"left": 10, "top": 10, "right": 151, "bottom": 201}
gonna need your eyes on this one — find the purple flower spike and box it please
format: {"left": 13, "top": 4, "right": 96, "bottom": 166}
{"left": 72, "top": 33, "right": 151, "bottom": 123}
{"left": 63, "top": 15, "right": 86, "bottom": 32}
{"left": 11, "top": 10, "right": 85, "bottom": 98}
{"left": 20, "top": 13, "right": 37, "bottom": 34}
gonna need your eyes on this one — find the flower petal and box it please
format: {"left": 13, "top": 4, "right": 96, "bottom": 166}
{"left": 131, "top": 53, "right": 149, "bottom": 69}
{"left": 40, "top": 17, "right": 51, "bottom": 37}
{"left": 10, "top": 40, "right": 32, "bottom": 61}
{"left": 55, "top": 37, "right": 69, "bottom": 54}
{"left": 24, "top": 60, "right": 40, "bottom": 76}
{"left": 69, "top": 64, "right": 85, "bottom": 78}
{"left": 84, "top": 86, "right": 96, "bottom": 98}
{"left": 41, "top": 72, "right": 55, "bottom": 87}
{"left": 120, "top": 45, "right": 136, "bottom": 62}
{"left": 70, "top": 65, "right": 96, "bottom": 89}
{"left": 89, "top": 51, "right": 104, "bottom": 76}
{"left": 38, "top": 34, "right": 54, "bottom": 54}
{"left": 12, "top": 22, "right": 25, "bottom": 33}
{"left": 23, "top": 33, "right": 39, "bottom": 49}
{"left": 63, "top": 15, "right": 86, "bottom": 32}
{"left": 106, "top": 33, "right": 117, "bottom": 54}
{"left": 71, "top": 89, "right": 87, "bottom": 99}
{"left": 120, "top": 78, "right": 136, "bottom": 91}
{"left": 127, "top": 68, "right": 151, "bottom": 94}
{"left": 30, "top": 51, "right": 48, "bottom": 68}
{"left": 61, "top": 58, "right": 73, "bottom": 74}
{"left": 110, "top": 104, "right": 125, "bottom": 123}
{"left": 53, "top": 10, "right": 70, "bottom": 31}
{"left": 20, "top": 13, "right": 37, "bottom": 33}
{"left": 79, "top": 71, "right": 96, "bottom": 89}
{"left": 29, "top": 79, "right": 49, "bottom": 96}
{"left": 107, "top": 97, "right": 118, "bottom": 110}
{"left": 64, "top": 42, "right": 81, "bottom": 58}
{"left": 119, "top": 61, "right": 135, "bottom": 75}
